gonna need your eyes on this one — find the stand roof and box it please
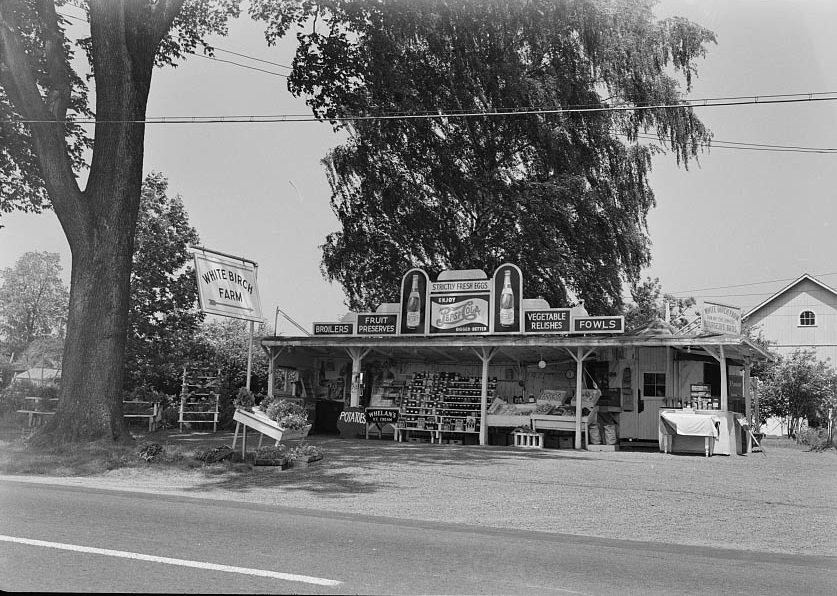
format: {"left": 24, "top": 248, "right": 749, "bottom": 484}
{"left": 261, "top": 333, "right": 774, "bottom": 367}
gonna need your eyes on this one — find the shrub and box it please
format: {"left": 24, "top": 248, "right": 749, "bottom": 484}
{"left": 796, "top": 427, "right": 833, "bottom": 451}
{"left": 232, "top": 387, "right": 255, "bottom": 412}
{"left": 137, "top": 442, "right": 164, "bottom": 462}
{"left": 194, "top": 445, "right": 235, "bottom": 463}
{"left": 290, "top": 443, "right": 322, "bottom": 460}
{"left": 252, "top": 445, "right": 289, "bottom": 464}
{"left": 161, "top": 405, "right": 179, "bottom": 428}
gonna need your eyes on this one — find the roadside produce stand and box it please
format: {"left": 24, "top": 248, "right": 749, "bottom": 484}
{"left": 261, "top": 265, "right": 773, "bottom": 454}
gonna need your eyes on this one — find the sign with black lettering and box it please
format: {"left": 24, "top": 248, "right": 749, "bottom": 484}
{"left": 524, "top": 308, "right": 571, "bottom": 333}
{"left": 356, "top": 313, "right": 398, "bottom": 335}
{"left": 313, "top": 322, "right": 354, "bottom": 336}
{"left": 572, "top": 316, "right": 625, "bottom": 334}
{"left": 193, "top": 249, "right": 263, "bottom": 322}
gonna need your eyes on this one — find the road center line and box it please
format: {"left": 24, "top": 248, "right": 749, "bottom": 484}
{"left": 0, "top": 534, "right": 341, "bottom": 587}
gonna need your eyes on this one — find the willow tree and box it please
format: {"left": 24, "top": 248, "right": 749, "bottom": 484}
{"left": 0, "top": 1, "right": 239, "bottom": 443}
{"left": 252, "top": 0, "right": 715, "bottom": 312}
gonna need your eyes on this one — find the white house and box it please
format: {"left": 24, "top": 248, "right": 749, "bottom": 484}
{"left": 743, "top": 273, "right": 837, "bottom": 363}
{"left": 743, "top": 273, "right": 837, "bottom": 435}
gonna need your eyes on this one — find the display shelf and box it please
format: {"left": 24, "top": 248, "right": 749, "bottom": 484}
{"left": 397, "top": 370, "right": 493, "bottom": 443}
{"left": 179, "top": 367, "right": 220, "bottom": 432}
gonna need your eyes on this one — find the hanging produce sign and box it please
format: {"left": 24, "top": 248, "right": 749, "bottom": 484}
{"left": 192, "top": 248, "right": 263, "bottom": 322}
{"left": 356, "top": 313, "right": 398, "bottom": 335}
{"left": 524, "top": 308, "right": 571, "bottom": 333}
{"left": 491, "top": 264, "right": 523, "bottom": 333}
{"left": 399, "top": 269, "right": 430, "bottom": 335}
{"left": 313, "top": 322, "right": 354, "bottom": 335}
{"left": 701, "top": 301, "right": 742, "bottom": 335}
{"left": 572, "top": 316, "right": 625, "bottom": 334}
{"left": 429, "top": 275, "right": 491, "bottom": 334}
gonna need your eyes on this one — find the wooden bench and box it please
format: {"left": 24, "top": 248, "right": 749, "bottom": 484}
{"left": 17, "top": 396, "right": 59, "bottom": 427}
{"left": 16, "top": 409, "right": 56, "bottom": 427}
{"left": 123, "top": 400, "right": 163, "bottom": 432}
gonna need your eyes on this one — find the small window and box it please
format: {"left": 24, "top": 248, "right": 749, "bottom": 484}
{"left": 643, "top": 373, "right": 666, "bottom": 397}
{"left": 799, "top": 311, "right": 816, "bottom": 326}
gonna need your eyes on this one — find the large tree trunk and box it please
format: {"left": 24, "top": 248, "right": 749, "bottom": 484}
{"left": 40, "top": 196, "right": 139, "bottom": 443}
{"left": 1, "top": 0, "right": 185, "bottom": 445}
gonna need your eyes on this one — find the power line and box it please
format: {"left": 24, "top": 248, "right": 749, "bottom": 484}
{"left": 186, "top": 52, "right": 288, "bottom": 78}
{"left": 214, "top": 48, "right": 291, "bottom": 70}
{"left": 41, "top": 9, "right": 837, "bottom": 154}
{"left": 56, "top": 9, "right": 290, "bottom": 77}
{"left": 12, "top": 93, "right": 837, "bottom": 125}
{"left": 669, "top": 272, "right": 837, "bottom": 295}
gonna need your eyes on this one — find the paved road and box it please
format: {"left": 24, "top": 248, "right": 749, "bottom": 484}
{"left": 1, "top": 479, "right": 834, "bottom": 594}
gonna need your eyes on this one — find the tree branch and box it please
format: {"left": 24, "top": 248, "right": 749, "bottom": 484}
{"left": 0, "top": 0, "right": 86, "bottom": 245}
{"left": 38, "top": 0, "right": 70, "bottom": 121}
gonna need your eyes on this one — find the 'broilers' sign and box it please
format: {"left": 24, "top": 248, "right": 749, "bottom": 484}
{"left": 193, "top": 250, "right": 263, "bottom": 322}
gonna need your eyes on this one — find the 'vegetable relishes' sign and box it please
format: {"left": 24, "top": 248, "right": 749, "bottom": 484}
{"left": 524, "top": 308, "right": 571, "bottom": 333}
{"left": 572, "top": 316, "right": 625, "bottom": 334}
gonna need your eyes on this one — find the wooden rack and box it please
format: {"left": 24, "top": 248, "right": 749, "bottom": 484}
{"left": 179, "top": 367, "right": 221, "bottom": 432}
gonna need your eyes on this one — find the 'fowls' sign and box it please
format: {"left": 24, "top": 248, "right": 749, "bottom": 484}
{"left": 193, "top": 249, "right": 263, "bottom": 322}
{"left": 572, "top": 316, "right": 625, "bottom": 334}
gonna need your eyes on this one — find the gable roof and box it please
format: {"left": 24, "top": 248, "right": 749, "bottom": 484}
{"left": 743, "top": 273, "right": 837, "bottom": 320}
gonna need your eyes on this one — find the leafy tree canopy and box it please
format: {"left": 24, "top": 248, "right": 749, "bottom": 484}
{"left": 623, "top": 276, "right": 695, "bottom": 332}
{"left": 759, "top": 349, "right": 837, "bottom": 437}
{"left": 125, "top": 172, "right": 203, "bottom": 395}
{"left": 252, "top": 0, "right": 716, "bottom": 312}
{"left": 0, "top": 251, "right": 69, "bottom": 354}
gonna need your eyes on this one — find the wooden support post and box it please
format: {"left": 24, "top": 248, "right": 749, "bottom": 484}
{"left": 471, "top": 346, "right": 497, "bottom": 446}
{"left": 246, "top": 320, "right": 254, "bottom": 392}
{"left": 744, "top": 360, "right": 752, "bottom": 422}
{"left": 720, "top": 345, "right": 728, "bottom": 412}
{"left": 565, "top": 346, "right": 596, "bottom": 449}
{"left": 347, "top": 347, "right": 371, "bottom": 408}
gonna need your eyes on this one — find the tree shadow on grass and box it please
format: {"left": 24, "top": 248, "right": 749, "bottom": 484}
{"left": 183, "top": 436, "right": 597, "bottom": 497}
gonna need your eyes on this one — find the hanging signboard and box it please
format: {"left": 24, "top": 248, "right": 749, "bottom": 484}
{"left": 429, "top": 274, "right": 491, "bottom": 334}
{"left": 701, "top": 301, "right": 742, "bottom": 335}
{"left": 491, "top": 264, "right": 523, "bottom": 333}
{"left": 524, "top": 308, "right": 571, "bottom": 333}
{"left": 193, "top": 248, "right": 263, "bottom": 322}
{"left": 356, "top": 313, "right": 398, "bottom": 335}
{"left": 313, "top": 322, "right": 354, "bottom": 336}
{"left": 572, "top": 316, "right": 625, "bottom": 334}
{"left": 399, "top": 269, "right": 430, "bottom": 335}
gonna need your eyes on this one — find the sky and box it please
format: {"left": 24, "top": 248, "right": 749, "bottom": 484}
{"left": 2, "top": 0, "right": 837, "bottom": 334}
